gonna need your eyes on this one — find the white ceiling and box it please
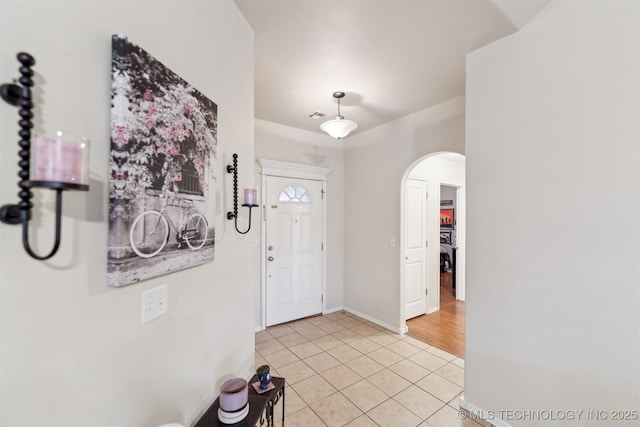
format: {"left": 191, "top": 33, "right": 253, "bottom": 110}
{"left": 234, "top": 0, "right": 549, "bottom": 137}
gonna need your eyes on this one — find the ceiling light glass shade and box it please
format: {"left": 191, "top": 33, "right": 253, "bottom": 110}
{"left": 320, "top": 116, "right": 358, "bottom": 139}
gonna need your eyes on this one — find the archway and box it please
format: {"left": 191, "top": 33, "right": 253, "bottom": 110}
{"left": 399, "top": 152, "right": 465, "bottom": 356}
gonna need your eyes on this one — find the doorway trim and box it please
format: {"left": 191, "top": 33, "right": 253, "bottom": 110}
{"left": 399, "top": 152, "right": 465, "bottom": 331}
{"left": 258, "top": 159, "right": 331, "bottom": 330}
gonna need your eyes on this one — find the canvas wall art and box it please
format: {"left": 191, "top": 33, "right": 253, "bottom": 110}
{"left": 107, "top": 35, "right": 216, "bottom": 287}
{"left": 440, "top": 231, "right": 452, "bottom": 245}
{"left": 440, "top": 208, "right": 454, "bottom": 229}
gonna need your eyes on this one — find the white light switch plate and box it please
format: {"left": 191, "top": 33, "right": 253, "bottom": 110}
{"left": 141, "top": 284, "right": 168, "bottom": 325}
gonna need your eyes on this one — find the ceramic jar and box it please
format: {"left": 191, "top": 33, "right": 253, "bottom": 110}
{"left": 219, "top": 378, "right": 248, "bottom": 412}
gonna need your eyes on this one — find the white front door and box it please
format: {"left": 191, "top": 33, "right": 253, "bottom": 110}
{"left": 265, "top": 176, "right": 324, "bottom": 326}
{"left": 405, "top": 178, "right": 428, "bottom": 319}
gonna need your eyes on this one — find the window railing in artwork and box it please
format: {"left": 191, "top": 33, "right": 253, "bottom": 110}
{"left": 177, "top": 172, "right": 203, "bottom": 196}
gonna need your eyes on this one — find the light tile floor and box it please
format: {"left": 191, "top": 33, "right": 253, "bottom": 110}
{"left": 255, "top": 311, "right": 485, "bottom": 427}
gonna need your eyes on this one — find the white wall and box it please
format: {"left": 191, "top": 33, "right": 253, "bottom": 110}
{"left": 465, "top": 1, "right": 639, "bottom": 425}
{"left": 409, "top": 155, "right": 465, "bottom": 311}
{"left": 344, "top": 96, "right": 465, "bottom": 331}
{"left": 253, "top": 119, "right": 344, "bottom": 326}
{"left": 0, "top": 1, "right": 256, "bottom": 425}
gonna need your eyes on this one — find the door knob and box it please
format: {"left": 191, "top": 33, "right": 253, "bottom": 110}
{"left": 268, "top": 246, "right": 273, "bottom": 251}
{"left": 268, "top": 256, "right": 274, "bottom": 262}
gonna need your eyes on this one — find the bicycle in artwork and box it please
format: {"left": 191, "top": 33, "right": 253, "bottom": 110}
{"left": 129, "top": 194, "right": 208, "bottom": 258}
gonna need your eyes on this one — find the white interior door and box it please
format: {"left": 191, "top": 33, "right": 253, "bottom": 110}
{"left": 405, "top": 178, "right": 428, "bottom": 319}
{"left": 265, "top": 176, "right": 323, "bottom": 326}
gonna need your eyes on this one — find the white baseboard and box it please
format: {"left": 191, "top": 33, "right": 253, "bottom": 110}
{"left": 343, "top": 306, "right": 405, "bottom": 334}
{"left": 427, "top": 306, "right": 439, "bottom": 314}
{"left": 460, "top": 397, "right": 512, "bottom": 427}
{"left": 323, "top": 306, "right": 345, "bottom": 314}
{"left": 255, "top": 325, "right": 263, "bottom": 333}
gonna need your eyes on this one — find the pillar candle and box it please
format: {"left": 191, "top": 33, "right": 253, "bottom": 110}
{"left": 243, "top": 188, "right": 258, "bottom": 206}
{"left": 33, "top": 131, "right": 89, "bottom": 185}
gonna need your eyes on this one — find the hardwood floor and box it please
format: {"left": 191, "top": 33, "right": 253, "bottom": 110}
{"left": 406, "top": 271, "right": 465, "bottom": 358}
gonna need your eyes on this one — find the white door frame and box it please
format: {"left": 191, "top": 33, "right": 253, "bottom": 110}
{"left": 438, "top": 182, "right": 465, "bottom": 302}
{"left": 258, "top": 159, "right": 331, "bottom": 330}
{"left": 453, "top": 185, "right": 465, "bottom": 301}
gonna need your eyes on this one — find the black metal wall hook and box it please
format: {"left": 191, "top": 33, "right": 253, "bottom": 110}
{"left": 227, "top": 153, "right": 257, "bottom": 234}
{"left": 0, "top": 52, "right": 89, "bottom": 261}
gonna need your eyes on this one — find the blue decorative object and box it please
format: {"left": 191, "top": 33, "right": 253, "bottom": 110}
{"left": 256, "top": 365, "right": 271, "bottom": 390}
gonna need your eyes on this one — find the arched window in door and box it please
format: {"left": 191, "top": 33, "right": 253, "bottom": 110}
{"left": 278, "top": 184, "right": 312, "bottom": 203}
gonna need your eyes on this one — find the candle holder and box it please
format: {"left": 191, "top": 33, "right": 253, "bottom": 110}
{"left": 227, "top": 153, "right": 257, "bottom": 234}
{"left": 0, "top": 52, "right": 90, "bottom": 260}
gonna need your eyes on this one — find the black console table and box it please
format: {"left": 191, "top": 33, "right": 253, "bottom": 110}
{"left": 194, "top": 376, "right": 285, "bottom": 427}
{"left": 194, "top": 394, "right": 268, "bottom": 427}
{"left": 248, "top": 376, "right": 285, "bottom": 427}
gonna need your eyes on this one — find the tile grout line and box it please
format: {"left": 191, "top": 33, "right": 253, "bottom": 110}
{"left": 258, "top": 312, "right": 471, "bottom": 426}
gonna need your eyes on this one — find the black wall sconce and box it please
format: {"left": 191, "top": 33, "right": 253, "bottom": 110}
{"left": 227, "top": 153, "right": 257, "bottom": 234}
{"left": 0, "top": 52, "right": 90, "bottom": 260}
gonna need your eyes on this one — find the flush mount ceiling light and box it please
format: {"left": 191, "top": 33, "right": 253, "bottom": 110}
{"left": 320, "top": 91, "right": 358, "bottom": 139}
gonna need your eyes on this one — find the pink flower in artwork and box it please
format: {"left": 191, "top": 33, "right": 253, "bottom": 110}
{"left": 167, "top": 171, "right": 183, "bottom": 183}
{"left": 113, "top": 124, "right": 128, "bottom": 146}
{"left": 194, "top": 156, "right": 203, "bottom": 171}
{"left": 185, "top": 103, "right": 194, "bottom": 117}
{"left": 168, "top": 122, "right": 190, "bottom": 141}
{"left": 197, "top": 138, "right": 210, "bottom": 152}
{"left": 113, "top": 134, "right": 128, "bottom": 146}
{"left": 169, "top": 147, "right": 180, "bottom": 156}
{"left": 154, "top": 139, "right": 165, "bottom": 154}
{"left": 143, "top": 89, "right": 153, "bottom": 101}
{"left": 114, "top": 170, "right": 127, "bottom": 180}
